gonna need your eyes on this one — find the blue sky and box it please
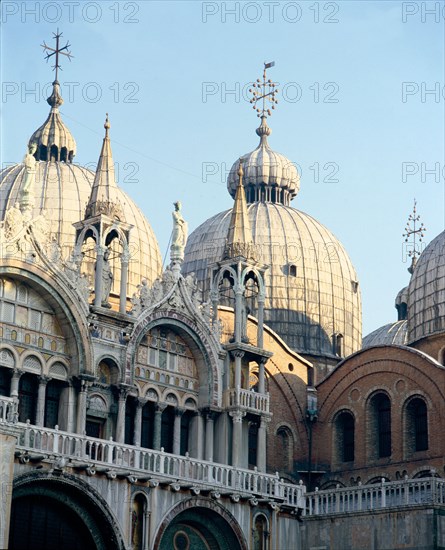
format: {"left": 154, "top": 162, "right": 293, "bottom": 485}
{"left": 1, "top": 1, "right": 444, "bottom": 336}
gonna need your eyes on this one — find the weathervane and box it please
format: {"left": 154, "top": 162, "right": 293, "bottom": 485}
{"left": 41, "top": 29, "right": 73, "bottom": 82}
{"left": 403, "top": 200, "right": 426, "bottom": 274}
{"left": 249, "top": 62, "right": 279, "bottom": 118}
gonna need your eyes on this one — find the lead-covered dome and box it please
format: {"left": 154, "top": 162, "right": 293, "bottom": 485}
{"left": 363, "top": 321, "right": 408, "bottom": 348}
{"left": 0, "top": 83, "right": 162, "bottom": 298}
{"left": 227, "top": 118, "right": 299, "bottom": 205}
{"left": 407, "top": 230, "right": 445, "bottom": 343}
{"left": 183, "top": 202, "right": 361, "bottom": 358}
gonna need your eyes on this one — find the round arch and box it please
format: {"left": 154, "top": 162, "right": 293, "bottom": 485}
{"left": 154, "top": 497, "right": 247, "bottom": 550}
{"left": 0, "top": 262, "right": 91, "bottom": 374}
{"left": 129, "top": 311, "right": 222, "bottom": 408}
{"left": 9, "top": 471, "right": 125, "bottom": 550}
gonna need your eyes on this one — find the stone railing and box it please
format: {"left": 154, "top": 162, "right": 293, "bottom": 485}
{"left": 225, "top": 387, "right": 270, "bottom": 414}
{"left": 14, "top": 422, "right": 304, "bottom": 507}
{"left": 0, "top": 395, "right": 18, "bottom": 423}
{"left": 305, "top": 477, "right": 445, "bottom": 516}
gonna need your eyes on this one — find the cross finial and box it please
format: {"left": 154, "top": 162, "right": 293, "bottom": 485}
{"left": 41, "top": 29, "right": 73, "bottom": 82}
{"left": 403, "top": 199, "right": 427, "bottom": 274}
{"left": 249, "top": 62, "right": 279, "bottom": 118}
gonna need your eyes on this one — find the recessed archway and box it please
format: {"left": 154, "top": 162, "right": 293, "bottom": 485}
{"left": 154, "top": 498, "right": 247, "bottom": 550}
{"left": 9, "top": 472, "right": 125, "bottom": 550}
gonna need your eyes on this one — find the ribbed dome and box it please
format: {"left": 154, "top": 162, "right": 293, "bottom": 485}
{"left": 227, "top": 118, "right": 299, "bottom": 205}
{"left": 407, "top": 230, "right": 445, "bottom": 342}
{"left": 363, "top": 321, "right": 408, "bottom": 348}
{"left": 0, "top": 162, "right": 162, "bottom": 297}
{"left": 29, "top": 82, "right": 76, "bottom": 163}
{"left": 183, "top": 203, "right": 361, "bottom": 358}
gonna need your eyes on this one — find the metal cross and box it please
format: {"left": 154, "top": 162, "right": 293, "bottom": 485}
{"left": 403, "top": 199, "right": 426, "bottom": 273}
{"left": 249, "top": 62, "right": 279, "bottom": 118}
{"left": 41, "top": 29, "right": 73, "bottom": 82}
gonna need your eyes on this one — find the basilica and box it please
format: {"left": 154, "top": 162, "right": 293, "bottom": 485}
{"left": 1, "top": 35, "right": 445, "bottom": 550}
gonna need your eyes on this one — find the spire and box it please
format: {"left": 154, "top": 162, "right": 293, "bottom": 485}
{"left": 85, "top": 115, "right": 124, "bottom": 221}
{"left": 224, "top": 159, "right": 254, "bottom": 259}
{"left": 29, "top": 30, "right": 76, "bottom": 162}
{"left": 403, "top": 199, "right": 426, "bottom": 274}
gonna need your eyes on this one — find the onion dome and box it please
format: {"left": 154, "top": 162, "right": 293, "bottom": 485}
{"left": 183, "top": 204, "right": 361, "bottom": 358}
{"left": 407, "top": 230, "right": 445, "bottom": 343}
{"left": 28, "top": 81, "right": 76, "bottom": 162}
{"left": 363, "top": 321, "right": 408, "bottom": 348}
{"left": 184, "top": 63, "right": 361, "bottom": 359}
{"left": 227, "top": 117, "right": 299, "bottom": 206}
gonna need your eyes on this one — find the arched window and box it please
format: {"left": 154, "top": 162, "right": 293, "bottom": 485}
{"left": 406, "top": 397, "right": 428, "bottom": 453}
{"left": 335, "top": 411, "right": 355, "bottom": 463}
{"left": 368, "top": 393, "right": 391, "bottom": 459}
{"left": 276, "top": 426, "right": 294, "bottom": 471}
{"left": 131, "top": 494, "right": 147, "bottom": 550}
{"left": 253, "top": 514, "right": 269, "bottom": 550}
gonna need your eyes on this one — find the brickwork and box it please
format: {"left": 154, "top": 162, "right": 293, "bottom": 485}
{"left": 313, "top": 345, "right": 445, "bottom": 487}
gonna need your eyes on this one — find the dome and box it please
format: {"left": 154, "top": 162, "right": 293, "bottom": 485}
{"left": 28, "top": 81, "right": 76, "bottom": 163}
{"left": 407, "top": 230, "right": 445, "bottom": 342}
{"left": 0, "top": 161, "right": 162, "bottom": 298}
{"left": 227, "top": 118, "right": 299, "bottom": 205}
{"left": 363, "top": 320, "right": 408, "bottom": 348}
{"left": 183, "top": 202, "right": 361, "bottom": 358}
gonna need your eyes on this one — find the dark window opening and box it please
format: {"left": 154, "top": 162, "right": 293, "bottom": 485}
{"left": 248, "top": 422, "right": 258, "bottom": 467}
{"left": 45, "top": 380, "right": 63, "bottom": 429}
{"left": 377, "top": 394, "right": 391, "bottom": 458}
{"left": 18, "top": 374, "right": 38, "bottom": 424}
{"left": 141, "top": 401, "right": 155, "bottom": 449}
{"left": 161, "top": 406, "right": 174, "bottom": 453}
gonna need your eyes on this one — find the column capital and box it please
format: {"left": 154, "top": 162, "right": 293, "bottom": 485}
{"left": 175, "top": 407, "right": 186, "bottom": 417}
{"left": 231, "top": 350, "right": 245, "bottom": 360}
{"left": 229, "top": 410, "right": 246, "bottom": 423}
{"left": 38, "top": 375, "right": 51, "bottom": 385}
{"left": 137, "top": 397, "right": 148, "bottom": 408}
{"left": 155, "top": 403, "right": 168, "bottom": 413}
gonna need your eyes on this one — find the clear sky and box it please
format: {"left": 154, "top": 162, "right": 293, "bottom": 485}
{"left": 1, "top": 1, "right": 444, "bottom": 337}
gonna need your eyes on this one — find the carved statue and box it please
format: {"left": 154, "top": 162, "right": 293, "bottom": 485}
{"left": 21, "top": 143, "right": 37, "bottom": 208}
{"left": 170, "top": 201, "right": 188, "bottom": 261}
{"left": 3, "top": 204, "right": 24, "bottom": 241}
{"left": 101, "top": 248, "right": 113, "bottom": 307}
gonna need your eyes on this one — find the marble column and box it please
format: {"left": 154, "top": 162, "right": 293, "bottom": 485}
{"left": 133, "top": 398, "right": 147, "bottom": 447}
{"left": 234, "top": 286, "right": 243, "bottom": 343}
{"left": 233, "top": 350, "right": 244, "bottom": 391}
{"left": 258, "top": 359, "right": 266, "bottom": 394}
{"left": 115, "top": 388, "right": 128, "bottom": 444}
{"left": 94, "top": 245, "right": 105, "bottom": 308}
{"left": 173, "top": 408, "right": 185, "bottom": 455}
{"left": 257, "top": 295, "right": 265, "bottom": 348}
{"left": 10, "top": 369, "right": 22, "bottom": 398}
{"left": 204, "top": 411, "right": 215, "bottom": 462}
{"left": 153, "top": 404, "right": 167, "bottom": 450}
{"left": 257, "top": 416, "right": 268, "bottom": 472}
{"left": 76, "top": 380, "right": 88, "bottom": 435}
{"left": 119, "top": 248, "right": 130, "bottom": 314}
{"left": 230, "top": 410, "right": 245, "bottom": 467}
{"left": 36, "top": 375, "right": 50, "bottom": 427}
